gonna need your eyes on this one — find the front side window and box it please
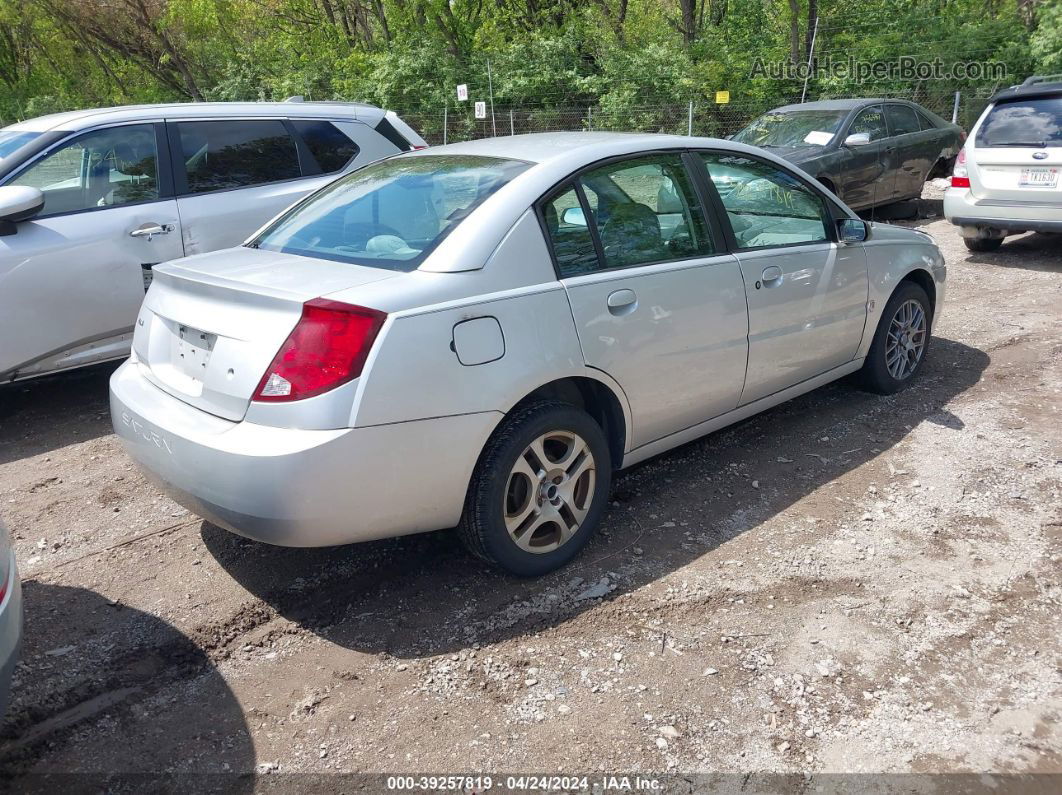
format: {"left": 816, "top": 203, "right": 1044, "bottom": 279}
{"left": 176, "top": 119, "right": 300, "bottom": 194}
{"left": 976, "top": 97, "right": 1062, "bottom": 147}
{"left": 9, "top": 124, "right": 159, "bottom": 216}
{"left": 849, "top": 107, "right": 888, "bottom": 141}
{"left": 732, "top": 110, "right": 847, "bottom": 149}
{"left": 291, "top": 119, "right": 360, "bottom": 173}
{"left": 700, "top": 153, "right": 830, "bottom": 248}
{"left": 254, "top": 154, "right": 528, "bottom": 271}
{"left": 885, "top": 105, "right": 921, "bottom": 136}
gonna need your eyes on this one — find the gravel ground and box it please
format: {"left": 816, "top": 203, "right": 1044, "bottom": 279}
{"left": 0, "top": 200, "right": 1060, "bottom": 789}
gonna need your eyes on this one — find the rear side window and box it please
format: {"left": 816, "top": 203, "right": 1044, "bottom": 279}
{"left": 176, "top": 119, "right": 300, "bottom": 194}
{"left": 976, "top": 97, "right": 1062, "bottom": 147}
{"left": 542, "top": 186, "right": 599, "bottom": 276}
{"left": 916, "top": 110, "right": 937, "bottom": 131}
{"left": 885, "top": 105, "right": 921, "bottom": 136}
{"left": 291, "top": 120, "right": 359, "bottom": 173}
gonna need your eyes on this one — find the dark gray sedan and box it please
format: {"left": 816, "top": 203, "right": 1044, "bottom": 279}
{"left": 732, "top": 99, "right": 965, "bottom": 210}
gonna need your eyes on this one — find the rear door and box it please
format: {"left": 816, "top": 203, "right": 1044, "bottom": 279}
{"left": 885, "top": 104, "right": 933, "bottom": 198}
{"left": 544, "top": 152, "right": 749, "bottom": 449}
{"left": 698, "top": 151, "right": 869, "bottom": 405}
{"left": 1, "top": 121, "right": 184, "bottom": 377}
{"left": 168, "top": 117, "right": 384, "bottom": 256}
{"left": 968, "top": 95, "right": 1062, "bottom": 205}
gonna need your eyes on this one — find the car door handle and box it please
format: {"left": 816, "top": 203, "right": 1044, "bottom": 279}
{"left": 607, "top": 289, "right": 637, "bottom": 315}
{"left": 130, "top": 223, "right": 174, "bottom": 241}
{"left": 760, "top": 265, "right": 783, "bottom": 287}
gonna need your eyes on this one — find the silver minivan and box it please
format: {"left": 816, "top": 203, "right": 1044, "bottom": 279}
{"left": 0, "top": 101, "right": 425, "bottom": 382}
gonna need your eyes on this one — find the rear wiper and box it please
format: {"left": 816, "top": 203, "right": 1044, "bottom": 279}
{"left": 992, "top": 141, "right": 1047, "bottom": 147}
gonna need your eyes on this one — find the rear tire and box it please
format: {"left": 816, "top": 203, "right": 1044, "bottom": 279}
{"left": 963, "top": 235, "right": 1003, "bottom": 252}
{"left": 458, "top": 400, "right": 612, "bottom": 577}
{"left": 860, "top": 281, "right": 932, "bottom": 395}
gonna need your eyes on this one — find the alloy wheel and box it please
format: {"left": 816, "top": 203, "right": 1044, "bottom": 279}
{"left": 503, "top": 431, "right": 596, "bottom": 554}
{"left": 885, "top": 298, "right": 927, "bottom": 380}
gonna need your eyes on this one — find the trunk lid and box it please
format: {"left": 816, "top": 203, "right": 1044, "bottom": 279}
{"left": 969, "top": 146, "right": 1062, "bottom": 203}
{"left": 133, "top": 247, "right": 398, "bottom": 421}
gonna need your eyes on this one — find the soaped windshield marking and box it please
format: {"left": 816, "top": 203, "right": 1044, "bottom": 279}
{"left": 733, "top": 110, "right": 847, "bottom": 148}
{"left": 253, "top": 154, "right": 530, "bottom": 271}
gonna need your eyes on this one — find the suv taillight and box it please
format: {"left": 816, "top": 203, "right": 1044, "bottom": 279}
{"left": 951, "top": 148, "right": 970, "bottom": 188}
{"left": 253, "top": 299, "right": 386, "bottom": 403}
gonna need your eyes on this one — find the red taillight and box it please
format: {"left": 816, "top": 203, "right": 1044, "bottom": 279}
{"left": 253, "top": 299, "right": 386, "bottom": 403}
{"left": 951, "top": 148, "right": 970, "bottom": 188}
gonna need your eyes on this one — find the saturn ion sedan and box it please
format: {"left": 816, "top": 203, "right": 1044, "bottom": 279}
{"left": 111, "top": 132, "right": 946, "bottom": 577}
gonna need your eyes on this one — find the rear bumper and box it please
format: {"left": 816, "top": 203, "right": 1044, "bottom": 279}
{"left": 0, "top": 552, "right": 22, "bottom": 718}
{"left": 109, "top": 360, "right": 501, "bottom": 547}
{"left": 944, "top": 188, "right": 1062, "bottom": 234}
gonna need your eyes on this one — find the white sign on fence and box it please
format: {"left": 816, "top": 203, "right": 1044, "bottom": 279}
{"left": 474, "top": 101, "right": 487, "bottom": 119}
{"left": 456, "top": 84, "right": 468, "bottom": 102}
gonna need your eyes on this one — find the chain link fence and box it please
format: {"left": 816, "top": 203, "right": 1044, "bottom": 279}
{"left": 398, "top": 87, "right": 998, "bottom": 146}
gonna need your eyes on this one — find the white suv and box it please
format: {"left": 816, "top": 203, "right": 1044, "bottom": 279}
{"left": 0, "top": 101, "right": 425, "bottom": 382}
{"left": 944, "top": 76, "right": 1062, "bottom": 251}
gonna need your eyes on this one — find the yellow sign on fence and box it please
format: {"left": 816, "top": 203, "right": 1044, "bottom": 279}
{"left": 715, "top": 90, "right": 730, "bottom": 104}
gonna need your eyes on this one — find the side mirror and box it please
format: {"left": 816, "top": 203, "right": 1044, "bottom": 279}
{"left": 843, "top": 132, "right": 872, "bottom": 147}
{"left": 0, "top": 186, "right": 44, "bottom": 236}
{"left": 562, "top": 206, "right": 587, "bottom": 227}
{"left": 837, "top": 217, "right": 870, "bottom": 244}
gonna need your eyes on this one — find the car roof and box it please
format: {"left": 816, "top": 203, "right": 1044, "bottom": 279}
{"left": 4, "top": 101, "right": 386, "bottom": 132}
{"left": 407, "top": 131, "right": 734, "bottom": 165}
{"left": 989, "top": 79, "right": 1062, "bottom": 104}
{"left": 769, "top": 99, "right": 886, "bottom": 113}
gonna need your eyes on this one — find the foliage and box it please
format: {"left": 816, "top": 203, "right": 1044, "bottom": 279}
{"left": 0, "top": 0, "right": 1056, "bottom": 129}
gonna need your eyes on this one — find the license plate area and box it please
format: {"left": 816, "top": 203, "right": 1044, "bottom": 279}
{"left": 174, "top": 325, "right": 216, "bottom": 381}
{"left": 1019, "top": 167, "right": 1058, "bottom": 188}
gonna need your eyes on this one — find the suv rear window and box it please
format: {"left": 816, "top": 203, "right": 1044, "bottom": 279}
{"left": 253, "top": 155, "right": 529, "bottom": 271}
{"left": 976, "top": 96, "right": 1062, "bottom": 147}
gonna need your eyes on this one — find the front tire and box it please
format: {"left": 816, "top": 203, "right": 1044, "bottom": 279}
{"left": 458, "top": 400, "right": 611, "bottom": 577}
{"left": 963, "top": 235, "right": 1003, "bottom": 252}
{"left": 860, "top": 282, "right": 932, "bottom": 395}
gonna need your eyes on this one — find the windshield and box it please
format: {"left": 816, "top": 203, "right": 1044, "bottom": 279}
{"left": 976, "top": 97, "right": 1062, "bottom": 147}
{"left": 733, "top": 110, "right": 848, "bottom": 148}
{"left": 254, "top": 154, "right": 530, "bottom": 270}
{"left": 0, "top": 130, "right": 42, "bottom": 161}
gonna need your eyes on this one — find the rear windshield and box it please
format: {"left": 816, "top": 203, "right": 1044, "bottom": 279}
{"left": 976, "top": 96, "right": 1062, "bottom": 147}
{"left": 253, "top": 154, "right": 529, "bottom": 270}
{"left": 0, "top": 130, "right": 42, "bottom": 161}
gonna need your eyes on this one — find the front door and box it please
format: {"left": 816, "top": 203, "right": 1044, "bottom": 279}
{"left": 698, "top": 151, "right": 869, "bottom": 404}
{"left": 541, "top": 153, "right": 749, "bottom": 449}
{"left": 0, "top": 122, "right": 184, "bottom": 378}
{"left": 838, "top": 105, "right": 897, "bottom": 209}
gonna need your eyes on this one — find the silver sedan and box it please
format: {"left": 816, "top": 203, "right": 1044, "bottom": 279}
{"left": 0, "top": 521, "right": 21, "bottom": 715}
{"left": 110, "top": 133, "right": 946, "bottom": 577}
